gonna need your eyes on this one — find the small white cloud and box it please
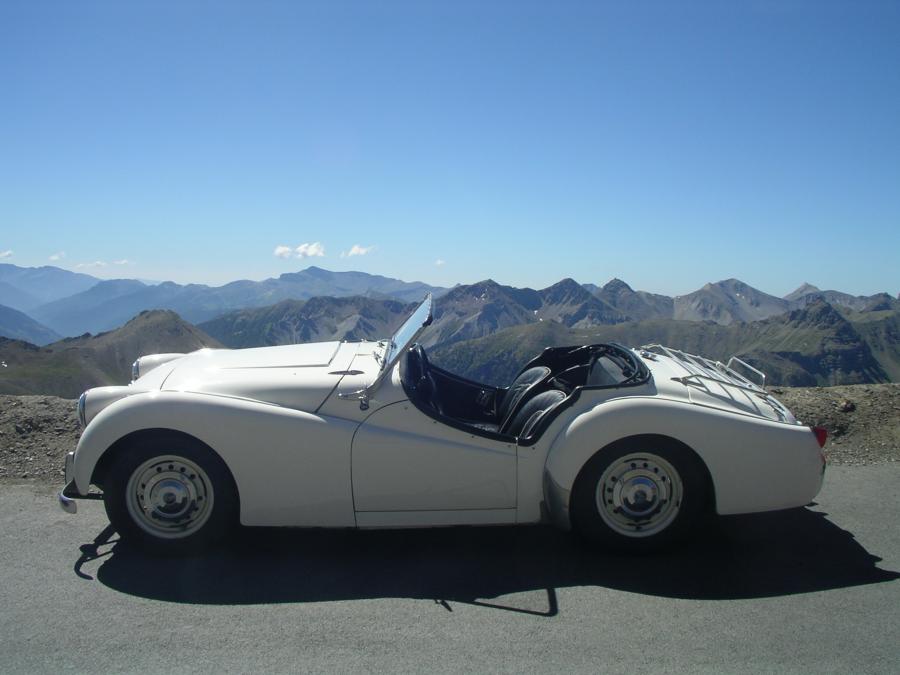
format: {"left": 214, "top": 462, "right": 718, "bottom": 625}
{"left": 295, "top": 242, "right": 325, "bottom": 258}
{"left": 112, "top": 259, "right": 132, "bottom": 266}
{"left": 76, "top": 261, "right": 108, "bottom": 269}
{"left": 49, "top": 251, "right": 66, "bottom": 262}
{"left": 435, "top": 259, "right": 446, "bottom": 266}
{"left": 0, "top": 250, "right": 12, "bottom": 259}
{"left": 275, "top": 242, "right": 326, "bottom": 259}
{"left": 341, "top": 244, "right": 375, "bottom": 258}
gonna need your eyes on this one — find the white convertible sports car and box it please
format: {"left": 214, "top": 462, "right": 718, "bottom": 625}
{"left": 59, "top": 294, "right": 826, "bottom": 553}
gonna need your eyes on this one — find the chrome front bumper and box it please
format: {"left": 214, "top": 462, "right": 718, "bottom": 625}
{"left": 58, "top": 486, "right": 78, "bottom": 514}
{"left": 58, "top": 451, "right": 78, "bottom": 514}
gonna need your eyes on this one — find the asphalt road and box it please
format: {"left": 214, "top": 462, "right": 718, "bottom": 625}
{"left": 1, "top": 465, "right": 899, "bottom": 674}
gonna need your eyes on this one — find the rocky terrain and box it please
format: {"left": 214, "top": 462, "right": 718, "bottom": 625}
{"left": 1, "top": 384, "right": 897, "bottom": 486}
{"left": 0, "top": 396, "right": 81, "bottom": 483}
{"left": 774, "top": 383, "right": 900, "bottom": 466}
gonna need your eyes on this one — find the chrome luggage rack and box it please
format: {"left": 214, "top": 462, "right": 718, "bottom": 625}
{"left": 638, "top": 344, "right": 768, "bottom": 395}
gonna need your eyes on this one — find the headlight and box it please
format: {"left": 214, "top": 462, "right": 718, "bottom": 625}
{"left": 77, "top": 392, "right": 87, "bottom": 428}
{"left": 132, "top": 358, "right": 141, "bottom": 382}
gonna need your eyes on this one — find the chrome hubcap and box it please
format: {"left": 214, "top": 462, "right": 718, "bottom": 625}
{"left": 125, "top": 456, "right": 214, "bottom": 539}
{"left": 595, "top": 453, "right": 682, "bottom": 538}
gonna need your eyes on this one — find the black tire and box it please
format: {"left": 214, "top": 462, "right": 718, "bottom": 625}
{"left": 571, "top": 436, "right": 709, "bottom": 553}
{"left": 103, "top": 433, "right": 238, "bottom": 555}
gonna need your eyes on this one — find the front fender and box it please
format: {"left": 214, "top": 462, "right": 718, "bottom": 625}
{"left": 73, "top": 391, "right": 358, "bottom": 527}
{"left": 544, "top": 396, "right": 824, "bottom": 526}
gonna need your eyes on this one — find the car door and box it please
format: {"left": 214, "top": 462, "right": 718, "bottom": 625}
{"left": 351, "top": 400, "right": 517, "bottom": 526}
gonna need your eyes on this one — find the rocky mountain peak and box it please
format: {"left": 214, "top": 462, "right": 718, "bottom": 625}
{"left": 785, "top": 282, "right": 822, "bottom": 301}
{"left": 601, "top": 278, "right": 634, "bottom": 294}
{"left": 539, "top": 278, "right": 592, "bottom": 305}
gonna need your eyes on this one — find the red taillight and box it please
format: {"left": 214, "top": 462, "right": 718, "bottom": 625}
{"left": 812, "top": 426, "right": 828, "bottom": 448}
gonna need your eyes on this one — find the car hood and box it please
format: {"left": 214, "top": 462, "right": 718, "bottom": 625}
{"left": 143, "top": 340, "right": 381, "bottom": 412}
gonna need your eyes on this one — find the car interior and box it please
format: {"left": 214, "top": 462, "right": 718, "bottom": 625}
{"left": 400, "top": 343, "right": 647, "bottom": 442}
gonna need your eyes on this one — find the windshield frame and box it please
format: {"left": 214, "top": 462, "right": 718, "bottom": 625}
{"left": 371, "top": 293, "right": 433, "bottom": 387}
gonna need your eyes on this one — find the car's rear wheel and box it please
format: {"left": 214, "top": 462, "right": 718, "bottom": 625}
{"left": 571, "top": 437, "right": 708, "bottom": 552}
{"left": 103, "top": 435, "right": 238, "bottom": 554}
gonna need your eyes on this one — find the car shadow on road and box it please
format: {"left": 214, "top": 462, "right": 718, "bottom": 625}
{"left": 83, "top": 506, "right": 898, "bottom": 612}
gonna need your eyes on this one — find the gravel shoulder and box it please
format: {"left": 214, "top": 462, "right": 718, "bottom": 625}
{"left": 773, "top": 383, "right": 900, "bottom": 465}
{"left": 0, "top": 395, "right": 80, "bottom": 483}
{"left": 1, "top": 384, "right": 899, "bottom": 484}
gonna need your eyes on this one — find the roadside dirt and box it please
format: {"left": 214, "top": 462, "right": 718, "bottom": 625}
{"left": 772, "top": 383, "right": 900, "bottom": 466}
{"left": 0, "top": 396, "right": 80, "bottom": 483}
{"left": 1, "top": 384, "right": 899, "bottom": 484}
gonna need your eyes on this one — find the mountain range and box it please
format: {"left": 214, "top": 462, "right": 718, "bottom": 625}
{"left": 1, "top": 262, "right": 896, "bottom": 343}
{"left": 430, "top": 299, "right": 900, "bottom": 388}
{"left": 0, "top": 262, "right": 897, "bottom": 396}
{"left": 0, "top": 265, "right": 445, "bottom": 338}
{"left": 2, "top": 298, "right": 897, "bottom": 398}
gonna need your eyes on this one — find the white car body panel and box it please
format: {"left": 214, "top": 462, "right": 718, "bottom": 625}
{"left": 63, "top": 295, "right": 826, "bottom": 537}
{"left": 72, "top": 391, "right": 358, "bottom": 527}
{"left": 543, "top": 395, "right": 824, "bottom": 518}
{"left": 351, "top": 400, "right": 517, "bottom": 512}
{"left": 161, "top": 341, "right": 354, "bottom": 413}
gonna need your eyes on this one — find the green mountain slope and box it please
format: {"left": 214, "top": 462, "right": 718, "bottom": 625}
{"left": 0, "top": 310, "right": 222, "bottom": 398}
{"left": 200, "top": 296, "right": 413, "bottom": 348}
{"left": 431, "top": 300, "right": 892, "bottom": 387}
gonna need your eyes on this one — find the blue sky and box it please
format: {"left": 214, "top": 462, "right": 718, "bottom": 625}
{"left": 1, "top": 1, "right": 898, "bottom": 297}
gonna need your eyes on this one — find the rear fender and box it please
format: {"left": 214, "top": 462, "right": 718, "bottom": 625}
{"left": 544, "top": 396, "right": 824, "bottom": 527}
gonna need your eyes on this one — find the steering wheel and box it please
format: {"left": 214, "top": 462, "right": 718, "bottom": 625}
{"left": 403, "top": 344, "right": 425, "bottom": 386}
{"left": 409, "top": 344, "right": 444, "bottom": 415}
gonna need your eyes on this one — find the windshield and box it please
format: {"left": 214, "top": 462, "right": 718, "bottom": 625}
{"left": 382, "top": 294, "right": 433, "bottom": 372}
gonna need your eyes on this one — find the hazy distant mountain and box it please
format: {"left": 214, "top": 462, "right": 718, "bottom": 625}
{"left": 31, "top": 279, "right": 149, "bottom": 336}
{"left": 0, "top": 264, "right": 99, "bottom": 311}
{"left": 674, "top": 279, "right": 790, "bottom": 324}
{"left": 0, "top": 304, "right": 61, "bottom": 345}
{"left": 431, "top": 299, "right": 892, "bottom": 388}
{"left": 595, "top": 278, "right": 674, "bottom": 321}
{"left": 200, "top": 296, "right": 413, "bottom": 348}
{"left": 32, "top": 266, "right": 446, "bottom": 336}
{"left": 277, "top": 266, "right": 443, "bottom": 302}
{"left": 0, "top": 310, "right": 221, "bottom": 398}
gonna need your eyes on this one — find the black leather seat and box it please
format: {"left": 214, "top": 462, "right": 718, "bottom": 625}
{"left": 466, "top": 366, "right": 555, "bottom": 435}
{"left": 502, "top": 389, "right": 567, "bottom": 438}
{"left": 497, "top": 366, "right": 550, "bottom": 422}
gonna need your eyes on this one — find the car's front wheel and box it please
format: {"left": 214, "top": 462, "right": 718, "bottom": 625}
{"left": 571, "top": 437, "right": 709, "bottom": 552}
{"left": 103, "top": 435, "right": 238, "bottom": 554}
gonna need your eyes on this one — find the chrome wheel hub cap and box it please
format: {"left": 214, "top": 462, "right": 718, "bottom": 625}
{"left": 125, "top": 456, "right": 214, "bottom": 539}
{"left": 595, "top": 453, "right": 682, "bottom": 538}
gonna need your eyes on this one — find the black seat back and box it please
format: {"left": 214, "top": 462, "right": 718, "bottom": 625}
{"left": 498, "top": 366, "right": 550, "bottom": 423}
{"left": 502, "top": 389, "right": 567, "bottom": 439}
